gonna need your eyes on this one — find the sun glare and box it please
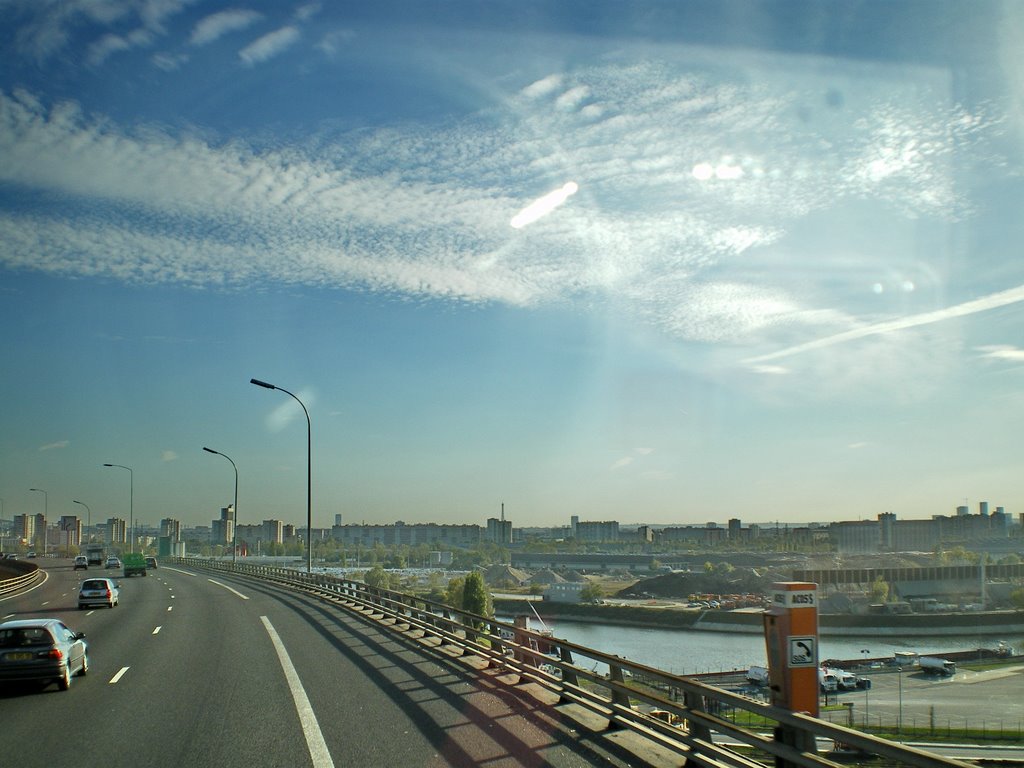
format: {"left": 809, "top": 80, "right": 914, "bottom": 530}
{"left": 510, "top": 182, "right": 579, "bottom": 229}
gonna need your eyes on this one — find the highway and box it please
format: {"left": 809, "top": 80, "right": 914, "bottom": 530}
{"left": 1, "top": 560, "right": 645, "bottom": 768}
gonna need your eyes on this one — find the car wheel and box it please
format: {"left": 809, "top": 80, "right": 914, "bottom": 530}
{"left": 79, "top": 651, "right": 89, "bottom": 677}
{"left": 78, "top": 604, "right": 85, "bottom": 610}
{"left": 58, "top": 663, "right": 72, "bottom": 691}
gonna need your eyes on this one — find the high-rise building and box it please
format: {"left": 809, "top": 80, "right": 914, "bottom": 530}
{"left": 58, "top": 516, "right": 81, "bottom": 548}
{"left": 486, "top": 517, "right": 512, "bottom": 544}
{"left": 13, "top": 514, "right": 34, "bottom": 544}
{"left": 106, "top": 518, "right": 127, "bottom": 544}
{"left": 211, "top": 505, "right": 235, "bottom": 545}
{"left": 574, "top": 520, "right": 620, "bottom": 543}
{"left": 160, "top": 518, "right": 181, "bottom": 542}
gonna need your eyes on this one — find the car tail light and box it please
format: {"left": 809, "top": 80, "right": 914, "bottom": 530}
{"left": 46, "top": 649, "right": 64, "bottom": 660}
{"left": 105, "top": 589, "right": 112, "bottom": 598}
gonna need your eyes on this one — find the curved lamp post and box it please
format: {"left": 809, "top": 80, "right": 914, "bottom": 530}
{"left": 203, "top": 447, "right": 238, "bottom": 565}
{"left": 29, "top": 488, "right": 47, "bottom": 554}
{"left": 103, "top": 464, "right": 133, "bottom": 553}
{"left": 73, "top": 499, "right": 91, "bottom": 544}
{"left": 250, "top": 377, "right": 312, "bottom": 573}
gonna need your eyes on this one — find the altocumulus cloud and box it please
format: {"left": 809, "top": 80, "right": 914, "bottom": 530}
{"left": 239, "top": 26, "right": 300, "bottom": 65}
{"left": 190, "top": 9, "right": 263, "bottom": 46}
{"left": 0, "top": 53, "right": 997, "bottom": 355}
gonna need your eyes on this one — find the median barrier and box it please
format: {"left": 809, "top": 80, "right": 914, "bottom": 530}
{"left": 0, "top": 560, "right": 40, "bottom": 597}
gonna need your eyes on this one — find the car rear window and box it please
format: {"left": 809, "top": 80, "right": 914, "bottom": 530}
{"left": 0, "top": 627, "right": 52, "bottom": 647}
{"left": 82, "top": 580, "right": 106, "bottom": 589}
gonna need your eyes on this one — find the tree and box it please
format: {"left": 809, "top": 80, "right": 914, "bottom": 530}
{"left": 1010, "top": 588, "right": 1024, "bottom": 610}
{"left": 446, "top": 576, "right": 466, "bottom": 609}
{"left": 869, "top": 576, "right": 889, "bottom": 603}
{"left": 580, "top": 581, "right": 604, "bottom": 603}
{"left": 462, "top": 571, "right": 492, "bottom": 619}
{"left": 364, "top": 564, "right": 392, "bottom": 590}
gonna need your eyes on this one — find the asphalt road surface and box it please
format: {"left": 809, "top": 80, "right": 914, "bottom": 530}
{"left": 1, "top": 559, "right": 655, "bottom": 768}
{"left": 823, "top": 661, "right": 1024, "bottom": 731}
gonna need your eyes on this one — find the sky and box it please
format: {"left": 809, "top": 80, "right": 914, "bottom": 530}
{"left": 2, "top": 1, "right": 1024, "bottom": 533}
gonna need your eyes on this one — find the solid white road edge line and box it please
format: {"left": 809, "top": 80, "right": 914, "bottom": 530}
{"left": 109, "top": 667, "right": 130, "bottom": 684}
{"left": 207, "top": 579, "right": 249, "bottom": 600}
{"left": 260, "top": 616, "right": 335, "bottom": 768}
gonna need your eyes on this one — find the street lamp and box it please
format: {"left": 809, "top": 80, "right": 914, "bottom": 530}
{"left": 73, "top": 500, "right": 91, "bottom": 544}
{"left": 103, "top": 464, "right": 133, "bottom": 553}
{"left": 203, "top": 447, "right": 238, "bottom": 565}
{"left": 860, "top": 649, "right": 870, "bottom": 726}
{"left": 250, "top": 377, "right": 312, "bottom": 574}
{"left": 897, "top": 663, "right": 904, "bottom": 733}
{"left": 29, "top": 488, "right": 47, "bottom": 554}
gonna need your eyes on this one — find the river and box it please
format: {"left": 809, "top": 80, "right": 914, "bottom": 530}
{"left": 527, "top": 619, "right": 1023, "bottom": 674}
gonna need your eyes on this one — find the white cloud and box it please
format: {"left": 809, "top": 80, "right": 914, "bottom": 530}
{"left": 162, "top": 450, "right": 178, "bottom": 462}
{"left": 239, "top": 26, "right": 300, "bottom": 65}
{"left": 152, "top": 51, "right": 188, "bottom": 71}
{"left": 13, "top": 1, "right": 197, "bottom": 65}
{"left": 88, "top": 33, "right": 131, "bottom": 65}
{"left": 746, "top": 284, "right": 1024, "bottom": 365}
{"left": 190, "top": 9, "right": 263, "bottom": 46}
{"left": 977, "top": 345, "right": 1024, "bottom": 363}
{"left": 295, "top": 3, "right": 321, "bottom": 22}
{"left": 263, "top": 389, "right": 316, "bottom": 433}
{"left": 0, "top": 52, "right": 996, "bottom": 359}
{"left": 39, "top": 440, "right": 69, "bottom": 451}
{"left": 610, "top": 456, "right": 633, "bottom": 471}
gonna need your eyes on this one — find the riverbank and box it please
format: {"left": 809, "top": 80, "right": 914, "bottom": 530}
{"left": 493, "top": 599, "right": 1024, "bottom": 637}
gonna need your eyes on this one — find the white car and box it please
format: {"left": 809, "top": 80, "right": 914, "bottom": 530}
{"left": 78, "top": 578, "right": 120, "bottom": 609}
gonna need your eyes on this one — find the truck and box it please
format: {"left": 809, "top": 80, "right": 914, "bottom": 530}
{"left": 830, "top": 669, "right": 859, "bottom": 690}
{"left": 745, "top": 665, "right": 770, "bottom": 686}
{"left": 122, "top": 552, "right": 148, "bottom": 577}
{"left": 85, "top": 544, "right": 105, "bottom": 566}
{"left": 818, "top": 669, "right": 838, "bottom": 692}
{"left": 919, "top": 657, "right": 956, "bottom": 676}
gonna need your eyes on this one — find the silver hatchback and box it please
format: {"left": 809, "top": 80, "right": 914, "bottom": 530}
{"left": 78, "top": 577, "right": 120, "bottom": 609}
{"left": 0, "top": 619, "right": 88, "bottom": 691}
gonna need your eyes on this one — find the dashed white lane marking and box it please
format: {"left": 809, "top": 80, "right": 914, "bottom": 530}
{"left": 167, "top": 606, "right": 173, "bottom": 612}
{"left": 109, "top": 667, "right": 130, "bottom": 684}
{"left": 152, "top": 626, "right": 162, "bottom": 635}
{"left": 207, "top": 579, "right": 249, "bottom": 600}
{"left": 261, "top": 616, "right": 334, "bottom": 768}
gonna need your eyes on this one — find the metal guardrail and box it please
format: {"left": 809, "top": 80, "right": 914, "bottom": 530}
{"left": 0, "top": 562, "right": 41, "bottom": 598}
{"left": 175, "top": 558, "right": 976, "bottom": 768}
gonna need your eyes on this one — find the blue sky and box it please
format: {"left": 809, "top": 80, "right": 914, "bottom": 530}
{"left": 2, "top": 1, "right": 1023, "bottom": 532}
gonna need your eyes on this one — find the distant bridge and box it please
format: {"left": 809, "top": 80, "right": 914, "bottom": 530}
{"left": 792, "top": 562, "right": 1024, "bottom": 587}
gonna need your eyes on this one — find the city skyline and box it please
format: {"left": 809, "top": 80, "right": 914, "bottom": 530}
{"left": 3, "top": 2, "right": 1024, "bottom": 529}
